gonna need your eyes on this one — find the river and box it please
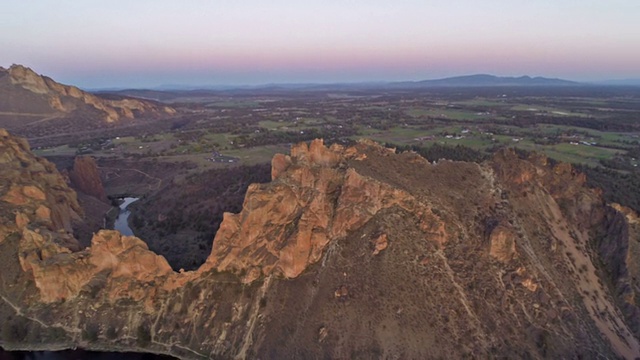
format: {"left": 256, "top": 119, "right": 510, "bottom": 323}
{"left": 113, "top": 197, "right": 138, "bottom": 236}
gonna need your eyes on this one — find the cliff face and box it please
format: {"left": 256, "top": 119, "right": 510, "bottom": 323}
{"left": 203, "top": 140, "right": 446, "bottom": 282}
{"left": 0, "top": 129, "right": 82, "bottom": 237}
{"left": 68, "top": 156, "right": 108, "bottom": 203}
{"left": 0, "top": 65, "right": 175, "bottom": 123}
{"left": 1, "top": 131, "right": 640, "bottom": 359}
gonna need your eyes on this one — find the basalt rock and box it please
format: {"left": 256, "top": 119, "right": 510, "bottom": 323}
{"left": 1, "top": 131, "right": 640, "bottom": 359}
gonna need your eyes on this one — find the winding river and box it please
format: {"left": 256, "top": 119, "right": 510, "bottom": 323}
{"left": 113, "top": 197, "right": 138, "bottom": 236}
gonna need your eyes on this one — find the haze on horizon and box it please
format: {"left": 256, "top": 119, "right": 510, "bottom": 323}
{"left": 2, "top": 0, "right": 639, "bottom": 89}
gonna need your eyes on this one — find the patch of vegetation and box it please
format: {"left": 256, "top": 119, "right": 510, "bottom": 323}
{"left": 106, "top": 326, "right": 118, "bottom": 340}
{"left": 575, "top": 164, "right": 640, "bottom": 213}
{"left": 129, "top": 163, "right": 271, "bottom": 270}
{"left": 82, "top": 323, "right": 100, "bottom": 342}
{"left": 47, "top": 327, "right": 68, "bottom": 342}
{"left": 136, "top": 324, "right": 151, "bottom": 347}
{"left": 1, "top": 317, "right": 28, "bottom": 343}
{"left": 394, "top": 143, "right": 488, "bottom": 163}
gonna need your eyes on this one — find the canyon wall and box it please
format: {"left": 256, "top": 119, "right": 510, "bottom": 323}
{"left": 1, "top": 131, "right": 639, "bottom": 359}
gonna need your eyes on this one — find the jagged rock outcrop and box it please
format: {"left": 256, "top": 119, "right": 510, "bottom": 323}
{"left": 1, "top": 130, "right": 640, "bottom": 359}
{"left": 203, "top": 140, "right": 446, "bottom": 282}
{"left": 68, "top": 156, "right": 108, "bottom": 203}
{"left": 19, "top": 228, "right": 175, "bottom": 305}
{"left": 0, "top": 64, "right": 175, "bottom": 123}
{"left": 0, "top": 128, "right": 82, "bottom": 237}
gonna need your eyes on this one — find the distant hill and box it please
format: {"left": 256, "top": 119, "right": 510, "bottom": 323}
{"left": 0, "top": 64, "right": 175, "bottom": 139}
{"left": 390, "top": 74, "right": 580, "bottom": 88}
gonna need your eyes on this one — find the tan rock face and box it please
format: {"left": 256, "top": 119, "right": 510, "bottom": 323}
{"left": 372, "top": 233, "right": 388, "bottom": 255}
{"left": 612, "top": 203, "right": 640, "bottom": 224}
{"left": 204, "top": 139, "right": 448, "bottom": 281}
{"left": 22, "top": 185, "right": 47, "bottom": 201}
{"left": 18, "top": 228, "right": 175, "bottom": 303}
{"left": 2, "top": 186, "right": 29, "bottom": 205}
{"left": 7, "top": 64, "right": 50, "bottom": 94}
{"left": 35, "top": 205, "right": 51, "bottom": 222}
{"left": 489, "top": 225, "right": 517, "bottom": 262}
{"left": 15, "top": 212, "right": 30, "bottom": 230}
{"left": 271, "top": 153, "right": 292, "bottom": 180}
{"left": 0, "top": 129, "right": 82, "bottom": 233}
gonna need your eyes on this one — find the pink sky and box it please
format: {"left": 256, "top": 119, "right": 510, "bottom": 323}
{"left": 2, "top": 1, "right": 639, "bottom": 87}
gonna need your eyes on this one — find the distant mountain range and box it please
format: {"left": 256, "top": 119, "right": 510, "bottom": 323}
{"left": 101, "top": 74, "right": 586, "bottom": 93}
{"left": 72, "top": 73, "right": 640, "bottom": 93}
{"left": 390, "top": 74, "right": 580, "bottom": 88}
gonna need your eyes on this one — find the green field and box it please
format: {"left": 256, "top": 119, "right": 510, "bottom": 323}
{"left": 406, "top": 107, "right": 487, "bottom": 120}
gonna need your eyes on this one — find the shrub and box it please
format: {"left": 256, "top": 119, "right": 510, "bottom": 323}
{"left": 82, "top": 324, "right": 99, "bottom": 342}
{"left": 136, "top": 324, "right": 151, "bottom": 347}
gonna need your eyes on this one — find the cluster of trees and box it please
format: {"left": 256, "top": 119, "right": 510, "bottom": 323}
{"left": 129, "top": 163, "right": 272, "bottom": 270}
{"left": 393, "top": 143, "right": 488, "bottom": 163}
{"left": 168, "top": 112, "right": 264, "bottom": 134}
{"left": 232, "top": 126, "right": 358, "bottom": 148}
{"left": 493, "top": 113, "right": 640, "bottom": 132}
{"left": 136, "top": 163, "right": 272, "bottom": 237}
{"left": 575, "top": 164, "right": 640, "bottom": 213}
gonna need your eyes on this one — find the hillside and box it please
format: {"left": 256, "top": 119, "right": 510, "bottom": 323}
{"left": 1, "top": 130, "right": 640, "bottom": 358}
{"left": 0, "top": 65, "right": 175, "bottom": 140}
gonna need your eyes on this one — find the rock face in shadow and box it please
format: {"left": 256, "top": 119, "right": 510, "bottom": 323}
{"left": 1, "top": 130, "right": 640, "bottom": 359}
{"left": 68, "top": 156, "right": 108, "bottom": 203}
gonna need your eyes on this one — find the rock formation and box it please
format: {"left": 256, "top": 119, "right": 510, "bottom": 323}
{"left": 0, "top": 128, "right": 82, "bottom": 237}
{"left": 0, "top": 65, "right": 175, "bottom": 123}
{"left": 68, "top": 156, "right": 108, "bottom": 203}
{"left": 1, "top": 131, "right": 640, "bottom": 359}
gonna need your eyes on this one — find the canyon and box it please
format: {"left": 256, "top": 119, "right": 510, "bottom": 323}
{"left": 1, "top": 129, "right": 640, "bottom": 358}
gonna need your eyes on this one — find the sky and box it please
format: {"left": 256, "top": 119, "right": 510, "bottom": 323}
{"left": 1, "top": 0, "right": 639, "bottom": 88}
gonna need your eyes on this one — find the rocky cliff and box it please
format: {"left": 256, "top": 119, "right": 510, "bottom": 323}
{"left": 1, "top": 130, "right": 640, "bottom": 359}
{"left": 0, "top": 129, "right": 82, "bottom": 238}
{"left": 0, "top": 65, "right": 175, "bottom": 123}
{"left": 68, "top": 156, "right": 108, "bottom": 203}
